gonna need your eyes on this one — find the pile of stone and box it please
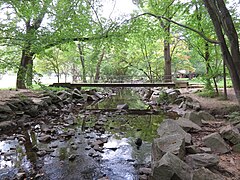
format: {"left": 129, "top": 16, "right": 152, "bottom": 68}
{"left": 0, "top": 88, "right": 104, "bottom": 132}
{"left": 149, "top": 110, "right": 240, "bottom": 180}
{"left": 140, "top": 88, "right": 201, "bottom": 111}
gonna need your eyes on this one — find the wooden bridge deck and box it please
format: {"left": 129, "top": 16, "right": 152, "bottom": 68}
{"left": 50, "top": 82, "right": 176, "bottom": 88}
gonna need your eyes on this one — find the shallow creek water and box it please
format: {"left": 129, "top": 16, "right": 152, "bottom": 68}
{"left": 0, "top": 88, "right": 166, "bottom": 180}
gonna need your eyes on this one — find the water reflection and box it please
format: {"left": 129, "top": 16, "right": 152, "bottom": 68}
{"left": 0, "top": 88, "right": 164, "bottom": 179}
{"left": 89, "top": 88, "right": 149, "bottom": 110}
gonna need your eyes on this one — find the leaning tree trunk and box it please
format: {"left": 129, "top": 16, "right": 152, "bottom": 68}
{"left": 16, "top": 50, "right": 34, "bottom": 89}
{"left": 203, "top": 0, "right": 240, "bottom": 104}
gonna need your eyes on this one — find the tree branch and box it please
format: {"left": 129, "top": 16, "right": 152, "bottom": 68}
{"left": 134, "top": 12, "right": 220, "bottom": 44}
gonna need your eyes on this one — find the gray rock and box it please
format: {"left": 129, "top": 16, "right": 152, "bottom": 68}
{"left": 0, "top": 104, "right": 14, "bottom": 113}
{"left": 0, "top": 114, "right": 11, "bottom": 122}
{"left": 139, "top": 174, "right": 148, "bottom": 180}
{"left": 220, "top": 125, "right": 240, "bottom": 145}
{"left": 152, "top": 152, "right": 193, "bottom": 180}
{"left": 186, "top": 145, "right": 198, "bottom": 154}
{"left": 176, "top": 117, "right": 202, "bottom": 132}
{"left": 152, "top": 134, "right": 185, "bottom": 162}
{"left": 16, "top": 172, "right": 26, "bottom": 180}
{"left": 198, "top": 111, "right": 215, "bottom": 121}
{"left": 203, "top": 132, "right": 231, "bottom": 154}
{"left": 72, "top": 93, "right": 83, "bottom": 100}
{"left": 91, "top": 140, "right": 104, "bottom": 147}
{"left": 69, "top": 154, "right": 77, "bottom": 161}
{"left": 139, "top": 167, "right": 151, "bottom": 175}
{"left": 157, "top": 119, "right": 192, "bottom": 145}
{"left": 184, "top": 111, "right": 203, "bottom": 126}
{"left": 5, "top": 102, "right": 18, "bottom": 111}
{"left": 0, "top": 121, "right": 16, "bottom": 131}
{"left": 192, "top": 167, "right": 227, "bottom": 180}
{"left": 143, "top": 89, "right": 153, "bottom": 100}
{"left": 232, "top": 143, "right": 240, "bottom": 152}
{"left": 25, "top": 105, "right": 39, "bottom": 117}
{"left": 192, "top": 101, "right": 201, "bottom": 111}
{"left": 198, "top": 147, "right": 212, "bottom": 153}
{"left": 117, "top": 104, "right": 129, "bottom": 110}
{"left": 185, "top": 153, "right": 219, "bottom": 169}
{"left": 37, "top": 150, "right": 47, "bottom": 157}
{"left": 38, "top": 135, "right": 52, "bottom": 143}
{"left": 57, "top": 91, "right": 71, "bottom": 100}
{"left": 0, "top": 104, "right": 14, "bottom": 121}
{"left": 166, "top": 89, "right": 180, "bottom": 102}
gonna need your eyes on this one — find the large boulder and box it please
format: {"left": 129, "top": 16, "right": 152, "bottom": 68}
{"left": 152, "top": 134, "right": 185, "bottom": 162}
{"left": 184, "top": 111, "right": 203, "bottom": 126}
{"left": 192, "top": 167, "right": 227, "bottom": 180}
{"left": 198, "top": 111, "right": 215, "bottom": 121}
{"left": 157, "top": 119, "right": 192, "bottom": 145}
{"left": 176, "top": 117, "right": 202, "bottom": 132}
{"left": 0, "top": 104, "right": 14, "bottom": 121}
{"left": 203, "top": 132, "right": 231, "bottom": 154}
{"left": 185, "top": 153, "right": 219, "bottom": 169}
{"left": 220, "top": 125, "right": 240, "bottom": 145}
{"left": 151, "top": 152, "right": 193, "bottom": 180}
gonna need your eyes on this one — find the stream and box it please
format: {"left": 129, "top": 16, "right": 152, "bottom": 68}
{"left": 0, "top": 88, "right": 167, "bottom": 180}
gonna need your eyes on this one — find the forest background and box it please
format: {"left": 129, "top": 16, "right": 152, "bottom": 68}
{"left": 0, "top": 0, "right": 240, "bottom": 102}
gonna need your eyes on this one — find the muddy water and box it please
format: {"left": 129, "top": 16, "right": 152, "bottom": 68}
{"left": 0, "top": 88, "right": 165, "bottom": 180}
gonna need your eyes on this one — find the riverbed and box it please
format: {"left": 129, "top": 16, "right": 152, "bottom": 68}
{"left": 0, "top": 88, "right": 166, "bottom": 179}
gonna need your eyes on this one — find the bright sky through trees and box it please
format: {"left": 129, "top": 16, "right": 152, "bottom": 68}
{"left": 102, "top": 0, "right": 139, "bottom": 18}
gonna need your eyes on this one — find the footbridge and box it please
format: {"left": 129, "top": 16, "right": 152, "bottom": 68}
{"left": 49, "top": 82, "right": 189, "bottom": 89}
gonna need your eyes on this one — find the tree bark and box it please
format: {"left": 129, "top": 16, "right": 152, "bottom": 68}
{"left": 94, "top": 49, "right": 105, "bottom": 83}
{"left": 16, "top": 49, "right": 34, "bottom": 89}
{"left": 204, "top": 42, "right": 212, "bottom": 90}
{"left": 26, "top": 58, "right": 33, "bottom": 87}
{"left": 162, "top": 23, "right": 172, "bottom": 82}
{"left": 78, "top": 43, "right": 87, "bottom": 83}
{"left": 203, "top": 0, "right": 240, "bottom": 104}
{"left": 223, "top": 60, "right": 227, "bottom": 99}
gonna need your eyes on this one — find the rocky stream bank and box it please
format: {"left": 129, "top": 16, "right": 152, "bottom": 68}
{"left": 0, "top": 87, "right": 239, "bottom": 180}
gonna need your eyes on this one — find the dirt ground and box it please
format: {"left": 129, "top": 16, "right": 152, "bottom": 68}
{"left": 180, "top": 88, "right": 239, "bottom": 115}
{"left": 0, "top": 89, "right": 39, "bottom": 105}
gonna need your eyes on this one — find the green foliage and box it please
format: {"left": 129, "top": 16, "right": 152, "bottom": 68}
{"left": 228, "top": 111, "right": 240, "bottom": 122}
{"left": 197, "top": 89, "right": 216, "bottom": 98}
{"left": 0, "top": 0, "right": 239, "bottom": 90}
{"left": 157, "top": 91, "right": 169, "bottom": 104}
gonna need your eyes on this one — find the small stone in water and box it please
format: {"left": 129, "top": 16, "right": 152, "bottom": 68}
{"left": 72, "top": 145, "right": 78, "bottom": 150}
{"left": 69, "top": 154, "right": 77, "bottom": 161}
{"left": 85, "top": 147, "right": 91, "bottom": 150}
{"left": 16, "top": 172, "right": 26, "bottom": 179}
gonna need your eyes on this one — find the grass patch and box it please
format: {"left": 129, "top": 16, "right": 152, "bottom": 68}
{"left": 197, "top": 89, "right": 217, "bottom": 98}
{"left": 30, "top": 83, "right": 67, "bottom": 91}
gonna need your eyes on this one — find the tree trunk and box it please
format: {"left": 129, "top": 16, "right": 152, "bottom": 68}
{"left": 223, "top": 60, "right": 228, "bottom": 99}
{"left": 162, "top": 24, "right": 172, "bottom": 82}
{"left": 16, "top": 50, "right": 34, "bottom": 89}
{"left": 26, "top": 58, "right": 33, "bottom": 87}
{"left": 77, "top": 43, "right": 87, "bottom": 83}
{"left": 204, "top": 42, "right": 212, "bottom": 90}
{"left": 203, "top": 0, "right": 240, "bottom": 104}
{"left": 94, "top": 49, "right": 105, "bottom": 83}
